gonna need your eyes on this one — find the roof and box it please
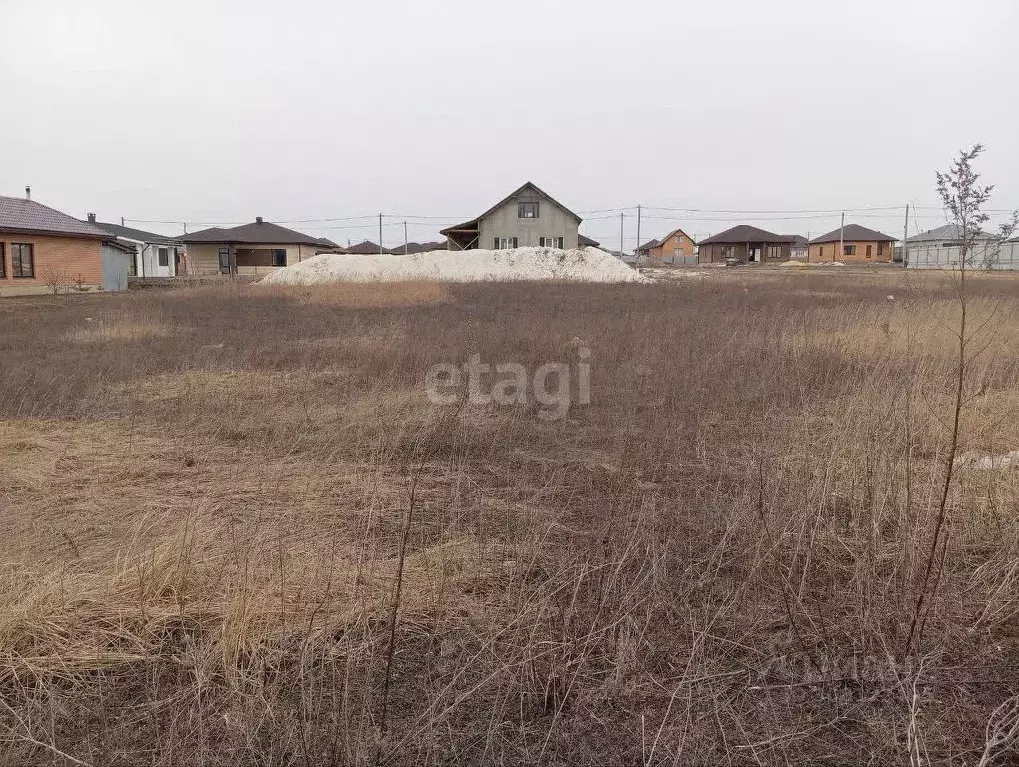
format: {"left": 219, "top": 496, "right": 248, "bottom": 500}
{"left": 0, "top": 196, "right": 110, "bottom": 239}
{"left": 344, "top": 240, "right": 387, "bottom": 255}
{"left": 789, "top": 235, "right": 808, "bottom": 247}
{"left": 103, "top": 239, "right": 138, "bottom": 255}
{"left": 698, "top": 225, "right": 794, "bottom": 245}
{"left": 91, "top": 220, "right": 180, "bottom": 245}
{"left": 440, "top": 182, "right": 583, "bottom": 235}
{"left": 578, "top": 234, "right": 600, "bottom": 248}
{"left": 179, "top": 219, "right": 327, "bottom": 246}
{"left": 810, "top": 224, "right": 897, "bottom": 244}
{"left": 907, "top": 223, "right": 995, "bottom": 243}
{"left": 638, "top": 239, "right": 661, "bottom": 251}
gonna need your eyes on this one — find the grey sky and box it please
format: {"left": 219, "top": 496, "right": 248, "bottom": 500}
{"left": 2, "top": 0, "right": 1017, "bottom": 248}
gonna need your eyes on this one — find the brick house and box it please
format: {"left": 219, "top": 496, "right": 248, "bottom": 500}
{"left": 697, "top": 225, "right": 794, "bottom": 264}
{"left": 0, "top": 191, "right": 125, "bottom": 294}
{"left": 809, "top": 224, "right": 896, "bottom": 263}
{"left": 638, "top": 228, "right": 697, "bottom": 264}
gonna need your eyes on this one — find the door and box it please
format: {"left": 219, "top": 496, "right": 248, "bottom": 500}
{"left": 218, "top": 247, "right": 232, "bottom": 275}
{"left": 102, "top": 246, "right": 131, "bottom": 291}
{"left": 749, "top": 246, "right": 761, "bottom": 262}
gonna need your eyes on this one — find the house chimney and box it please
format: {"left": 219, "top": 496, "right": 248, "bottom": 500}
{"left": 25, "top": 186, "right": 31, "bottom": 201}
{"left": 87, "top": 213, "right": 96, "bottom": 223}
{"left": 256, "top": 216, "right": 263, "bottom": 224}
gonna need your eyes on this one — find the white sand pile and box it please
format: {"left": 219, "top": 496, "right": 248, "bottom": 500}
{"left": 260, "top": 247, "right": 648, "bottom": 285}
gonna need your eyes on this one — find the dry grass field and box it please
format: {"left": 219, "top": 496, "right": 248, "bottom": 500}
{"left": 4, "top": 270, "right": 1019, "bottom": 765}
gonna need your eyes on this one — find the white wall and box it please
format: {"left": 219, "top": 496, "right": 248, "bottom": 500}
{"left": 906, "top": 240, "right": 1019, "bottom": 270}
{"left": 129, "top": 240, "right": 179, "bottom": 278}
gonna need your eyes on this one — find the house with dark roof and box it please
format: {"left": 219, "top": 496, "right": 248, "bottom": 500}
{"left": 789, "top": 235, "right": 809, "bottom": 260}
{"left": 87, "top": 215, "right": 182, "bottom": 278}
{"left": 638, "top": 229, "right": 697, "bottom": 264}
{"left": 0, "top": 190, "right": 131, "bottom": 294}
{"left": 440, "top": 182, "right": 582, "bottom": 251}
{"left": 697, "top": 225, "right": 795, "bottom": 264}
{"left": 809, "top": 224, "right": 896, "bottom": 263}
{"left": 177, "top": 217, "right": 338, "bottom": 276}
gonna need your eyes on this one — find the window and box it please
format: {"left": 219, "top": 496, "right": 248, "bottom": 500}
{"left": 766, "top": 245, "right": 783, "bottom": 259}
{"left": 158, "top": 247, "right": 169, "bottom": 267}
{"left": 722, "top": 245, "right": 735, "bottom": 259}
{"left": 0, "top": 243, "right": 5, "bottom": 278}
{"left": 494, "top": 237, "right": 519, "bottom": 249}
{"left": 218, "top": 247, "right": 231, "bottom": 274}
{"left": 818, "top": 246, "right": 824, "bottom": 258}
{"left": 866, "top": 245, "right": 873, "bottom": 258}
{"left": 518, "top": 202, "right": 539, "bottom": 219}
{"left": 878, "top": 242, "right": 885, "bottom": 256}
{"left": 127, "top": 252, "right": 137, "bottom": 277}
{"left": 272, "top": 249, "right": 287, "bottom": 267}
{"left": 11, "top": 243, "right": 34, "bottom": 278}
{"left": 539, "top": 237, "right": 564, "bottom": 249}
{"left": 843, "top": 244, "right": 856, "bottom": 256}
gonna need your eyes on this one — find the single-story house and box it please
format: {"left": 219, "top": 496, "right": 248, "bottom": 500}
{"left": 905, "top": 223, "right": 1015, "bottom": 270}
{"left": 178, "top": 217, "right": 336, "bottom": 276}
{"left": 440, "top": 182, "right": 582, "bottom": 251}
{"left": 790, "top": 235, "right": 808, "bottom": 260}
{"left": 809, "top": 224, "right": 896, "bottom": 263}
{"left": 87, "top": 215, "right": 183, "bottom": 278}
{"left": 0, "top": 190, "right": 130, "bottom": 294}
{"left": 639, "top": 229, "right": 697, "bottom": 264}
{"left": 697, "top": 225, "right": 794, "bottom": 264}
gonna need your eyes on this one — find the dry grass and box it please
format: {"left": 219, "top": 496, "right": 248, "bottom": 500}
{"left": 2, "top": 271, "right": 1019, "bottom": 765}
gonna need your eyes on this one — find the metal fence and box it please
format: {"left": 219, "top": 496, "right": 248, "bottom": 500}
{"left": 906, "top": 240, "right": 1019, "bottom": 270}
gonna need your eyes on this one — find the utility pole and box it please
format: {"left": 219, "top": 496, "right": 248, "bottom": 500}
{"left": 379, "top": 214, "right": 384, "bottom": 254}
{"left": 903, "top": 205, "right": 910, "bottom": 267}
{"left": 838, "top": 212, "right": 845, "bottom": 262}
{"left": 404, "top": 221, "right": 408, "bottom": 255}
{"left": 619, "top": 213, "right": 624, "bottom": 258}
{"left": 635, "top": 205, "right": 642, "bottom": 263}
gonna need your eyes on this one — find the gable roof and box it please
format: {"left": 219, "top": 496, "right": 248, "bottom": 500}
{"left": 90, "top": 220, "right": 180, "bottom": 245}
{"left": 179, "top": 219, "right": 327, "bottom": 246}
{"left": 698, "top": 225, "right": 794, "bottom": 245}
{"left": 578, "top": 234, "right": 600, "bottom": 248}
{"left": 440, "top": 182, "right": 582, "bottom": 235}
{"left": 789, "top": 235, "right": 808, "bottom": 247}
{"left": 659, "top": 228, "right": 697, "bottom": 246}
{"left": 907, "top": 223, "right": 995, "bottom": 243}
{"left": 810, "top": 224, "right": 897, "bottom": 244}
{"left": 0, "top": 196, "right": 110, "bottom": 239}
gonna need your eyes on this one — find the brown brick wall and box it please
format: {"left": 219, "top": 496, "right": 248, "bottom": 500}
{"left": 0, "top": 233, "right": 104, "bottom": 291}
{"left": 809, "top": 240, "right": 893, "bottom": 263}
{"left": 650, "top": 232, "right": 697, "bottom": 262}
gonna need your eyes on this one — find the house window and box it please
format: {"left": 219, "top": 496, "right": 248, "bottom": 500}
{"left": 539, "top": 237, "right": 564, "bottom": 249}
{"left": 218, "top": 247, "right": 231, "bottom": 274}
{"left": 878, "top": 242, "right": 885, "bottom": 256}
{"left": 722, "top": 245, "right": 735, "bottom": 259}
{"left": 158, "top": 247, "right": 169, "bottom": 267}
{"left": 11, "top": 243, "right": 34, "bottom": 278}
{"left": 272, "top": 249, "right": 287, "bottom": 267}
{"left": 866, "top": 245, "right": 873, "bottom": 258}
{"left": 0, "top": 243, "right": 5, "bottom": 278}
{"left": 518, "top": 202, "right": 539, "bottom": 219}
{"left": 494, "top": 237, "right": 519, "bottom": 249}
{"left": 844, "top": 244, "right": 856, "bottom": 256}
{"left": 766, "top": 245, "right": 783, "bottom": 259}
{"left": 818, "top": 246, "right": 824, "bottom": 258}
{"left": 127, "top": 251, "right": 137, "bottom": 277}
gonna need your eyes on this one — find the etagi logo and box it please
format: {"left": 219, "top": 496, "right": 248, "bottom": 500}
{"left": 424, "top": 348, "right": 591, "bottom": 421}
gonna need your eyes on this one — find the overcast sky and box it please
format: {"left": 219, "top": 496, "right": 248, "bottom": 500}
{"left": 2, "top": 0, "right": 1017, "bottom": 248}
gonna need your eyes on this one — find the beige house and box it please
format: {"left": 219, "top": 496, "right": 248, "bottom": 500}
{"left": 441, "top": 182, "right": 581, "bottom": 250}
{"left": 179, "top": 218, "right": 337, "bottom": 277}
